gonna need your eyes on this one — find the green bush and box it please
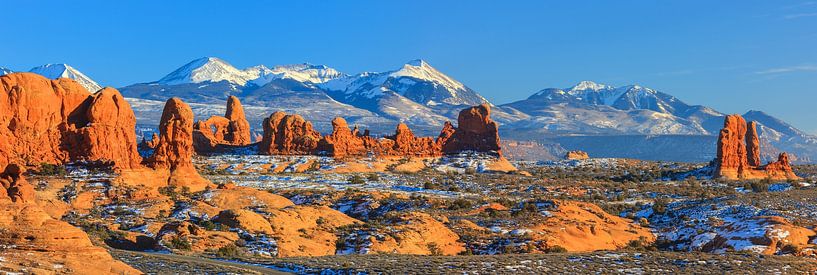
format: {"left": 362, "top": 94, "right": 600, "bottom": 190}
{"left": 168, "top": 236, "right": 192, "bottom": 250}
{"left": 348, "top": 175, "right": 366, "bottom": 185}
{"left": 35, "top": 163, "right": 67, "bottom": 176}
{"left": 216, "top": 243, "right": 243, "bottom": 259}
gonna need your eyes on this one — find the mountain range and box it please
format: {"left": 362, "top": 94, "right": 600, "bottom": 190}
{"left": 5, "top": 58, "right": 815, "bottom": 163}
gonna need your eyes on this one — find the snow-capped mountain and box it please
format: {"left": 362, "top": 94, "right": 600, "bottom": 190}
{"left": 503, "top": 81, "right": 817, "bottom": 162}
{"left": 156, "top": 57, "right": 346, "bottom": 87}
{"left": 0, "top": 67, "right": 12, "bottom": 76}
{"left": 29, "top": 64, "right": 103, "bottom": 92}
{"left": 321, "top": 59, "right": 489, "bottom": 107}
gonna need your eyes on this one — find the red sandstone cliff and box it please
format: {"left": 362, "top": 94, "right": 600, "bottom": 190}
{"left": 0, "top": 73, "right": 141, "bottom": 170}
{"left": 441, "top": 104, "right": 502, "bottom": 156}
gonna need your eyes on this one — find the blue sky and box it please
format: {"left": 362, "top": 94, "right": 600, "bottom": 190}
{"left": 2, "top": 1, "right": 816, "bottom": 133}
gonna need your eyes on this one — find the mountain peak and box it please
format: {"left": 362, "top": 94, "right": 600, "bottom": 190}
{"left": 569, "top": 80, "right": 612, "bottom": 91}
{"left": 0, "top": 67, "right": 13, "bottom": 76}
{"left": 405, "top": 59, "right": 428, "bottom": 67}
{"left": 29, "top": 63, "right": 102, "bottom": 92}
{"left": 158, "top": 57, "right": 250, "bottom": 86}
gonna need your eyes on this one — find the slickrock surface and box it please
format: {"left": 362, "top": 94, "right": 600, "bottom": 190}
{"left": 0, "top": 164, "right": 139, "bottom": 274}
{"left": 525, "top": 200, "right": 654, "bottom": 252}
{"left": 714, "top": 114, "right": 798, "bottom": 180}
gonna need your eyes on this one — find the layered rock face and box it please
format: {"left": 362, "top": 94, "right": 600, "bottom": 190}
{"left": 193, "top": 95, "right": 252, "bottom": 152}
{"left": 147, "top": 98, "right": 210, "bottom": 190}
{"left": 0, "top": 73, "right": 141, "bottom": 170}
{"left": 259, "top": 111, "right": 322, "bottom": 155}
{"left": 441, "top": 104, "right": 502, "bottom": 156}
{"left": 0, "top": 164, "right": 138, "bottom": 274}
{"left": 715, "top": 114, "right": 798, "bottom": 180}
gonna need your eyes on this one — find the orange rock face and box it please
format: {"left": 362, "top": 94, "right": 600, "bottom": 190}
{"left": 565, "top": 150, "right": 589, "bottom": 160}
{"left": 0, "top": 73, "right": 141, "bottom": 170}
{"left": 259, "top": 111, "right": 322, "bottom": 155}
{"left": 442, "top": 104, "right": 502, "bottom": 156}
{"left": 147, "top": 97, "right": 210, "bottom": 191}
{"left": 193, "top": 96, "right": 253, "bottom": 153}
{"left": 715, "top": 114, "right": 799, "bottom": 180}
{"left": 525, "top": 200, "right": 654, "bottom": 252}
{"left": 258, "top": 104, "right": 504, "bottom": 158}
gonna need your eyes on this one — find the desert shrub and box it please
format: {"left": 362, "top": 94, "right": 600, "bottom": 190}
{"left": 168, "top": 236, "right": 192, "bottom": 250}
{"left": 366, "top": 173, "right": 380, "bottom": 182}
{"left": 545, "top": 245, "right": 567, "bottom": 253}
{"left": 216, "top": 243, "right": 243, "bottom": 258}
{"left": 427, "top": 242, "right": 443, "bottom": 256}
{"left": 35, "top": 163, "right": 67, "bottom": 176}
{"left": 448, "top": 198, "right": 473, "bottom": 210}
{"left": 652, "top": 198, "right": 670, "bottom": 214}
{"left": 348, "top": 175, "right": 366, "bottom": 185}
{"left": 751, "top": 180, "right": 769, "bottom": 192}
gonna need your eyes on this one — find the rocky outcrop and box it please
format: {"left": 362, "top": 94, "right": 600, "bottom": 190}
{"left": 714, "top": 114, "right": 799, "bottom": 180}
{"left": 0, "top": 73, "right": 142, "bottom": 170}
{"left": 259, "top": 104, "right": 504, "bottom": 158}
{"left": 746, "top": 121, "right": 761, "bottom": 167}
{"left": 565, "top": 150, "right": 589, "bottom": 160}
{"left": 193, "top": 96, "right": 253, "bottom": 153}
{"left": 525, "top": 200, "right": 654, "bottom": 252}
{"left": 317, "top": 117, "right": 368, "bottom": 158}
{"left": 147, "top": 98, "right": 210, "bottom": 191}
{"left": 441, "top": 104, "right": 501, "bottom": 156}
{"left": 266, "top": 205, "right": 360, "bottom": 257}
{"left": 214, "top": 209, "right": 273, "bottom": 234}
{"left": 363, "top": 212, "right": 465, "bottom": 255}
{"left": 259, "top": 111, "right": 321, "bottom": 155}
{"left": 0, "top": 163, "right": 138, "bottom": 274}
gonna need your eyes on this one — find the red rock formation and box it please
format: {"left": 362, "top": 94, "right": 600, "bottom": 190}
{"left": 260, "top": 104, "right": 504, "bottom": 158}
{"left": 147, "top": 98, "right": 210, "bottom": 190}
{"left": 441, "top": 104, "right": 501, "bottom": 156}
{"left": 746, "top": 121, "right": 761, "bottom": 167}
{"left": 715, "top": 114, "right": 799, "bottom": 180}
{"left": 224, "top": 96, "right": 252, "bottom": 144}
{"left": 565, "top": 150, "right": 589, "bottom": 160}
{"left": 385, "top": 123, "right": 441, "bottom": 157}
{"left": 0, "top": 73, "right": 141, "bottom": 170}
{"left": 0, "top": 164, "right": 35, "bottom": 204}
{"left": 63, "top": 87, "right": 143, "bottom": 168}
{"left": 259, "top": 111, "right": 321, "bottom": 155}
{"left": 317, "top": 117, "right": 367, "bottom": 158}
{"left": 193, "top": 96, "right": 252, "bottom": 153}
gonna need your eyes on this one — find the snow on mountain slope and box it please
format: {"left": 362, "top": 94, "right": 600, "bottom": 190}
{"left": 0, "top": 67, "right": 12, "bottom": 76}
{"left": 157, "top": 57, "right": 345, "bottom": 87}
{"left": 320, "top": 59, "right": 489, "bottom": 107}
{"left": 158, "top": 57, "right": 256, "bottom": 86}
{"left": 29, "top": 64, "right": 103, "bottom": 92}
{"left": 524, "top": 81, "right": 703, "bottom": 119}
